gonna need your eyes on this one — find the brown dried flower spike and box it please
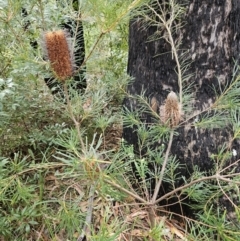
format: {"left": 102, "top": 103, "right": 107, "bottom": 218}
{"left": 164, "top": 91, "right": 181, "bottom": 127}
{"left": 44, "top": 30, "right": 74, "bottom": 81}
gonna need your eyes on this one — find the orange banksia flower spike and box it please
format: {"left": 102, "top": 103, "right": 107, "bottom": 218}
{"left": 43, "top": 30, "right": 74, "bottom": 81}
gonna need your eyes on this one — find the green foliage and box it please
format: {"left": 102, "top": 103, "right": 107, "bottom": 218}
{"left": 1, "top": 0, "right": 240, "bottom": 240}
{"left": 0, "top": 0, "right": 150, "bottom": 239}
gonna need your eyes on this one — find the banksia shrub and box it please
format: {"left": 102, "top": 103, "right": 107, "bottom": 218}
{"left": 162, "top": 91, "right": 181, "bottom": 127}
{"left": 43, "top": 30, "right": 74, "bottom": 81}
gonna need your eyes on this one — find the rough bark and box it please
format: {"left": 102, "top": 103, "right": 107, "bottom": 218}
{"left": 123, "top": 0, "right": 240, "bottom": 212}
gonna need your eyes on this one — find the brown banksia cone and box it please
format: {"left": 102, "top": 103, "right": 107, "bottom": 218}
{"left": 43, "top": 30, "right": 74, "bottom": 81}
{"left": 163, "top": 91, "right": 181, "bottom": 127}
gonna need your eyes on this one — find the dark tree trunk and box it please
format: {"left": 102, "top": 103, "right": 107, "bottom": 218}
{"left": 123, "top": 0, "right": 240, "bottom": 210}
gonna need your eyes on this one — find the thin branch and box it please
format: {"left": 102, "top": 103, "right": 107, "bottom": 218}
{"left": 71, "top": 10, "right": 82, "bottom": 60}
{"left": 63, "top": 82, "right": 86, "bottom": 153}
{"left": 75, "top": 0, "right": 144, "bottom": 75}
{"left": 37, "top": 0, "right": 46, "bottom": 31}
{"left": 104, "top": 177, "right": 147, "bottom": 204}
{"left": 153, "top": 172, "right": 240, "bottom": 205}
{"left": 151, "top": 130, "right": 174, "bottom": 203}
{"left": 147, "top": 2, "right": 184, "bottom": 105}
{"left": 217, "top": 178, "right": 238, "bottom": 210}
{"left": 75, "top": 31, "right": 104, "bottom": 75}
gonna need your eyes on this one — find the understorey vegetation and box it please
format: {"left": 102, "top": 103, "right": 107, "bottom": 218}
{"left": 0, "top": 0, "right": 240, "bottom": 241}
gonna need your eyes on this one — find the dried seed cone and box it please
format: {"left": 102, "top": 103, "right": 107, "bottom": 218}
{"left": 44, "top": 30, "right": 73, "bottom": 81}
{"left": 164, "top": 91, "right": 181, "bottom": 127}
